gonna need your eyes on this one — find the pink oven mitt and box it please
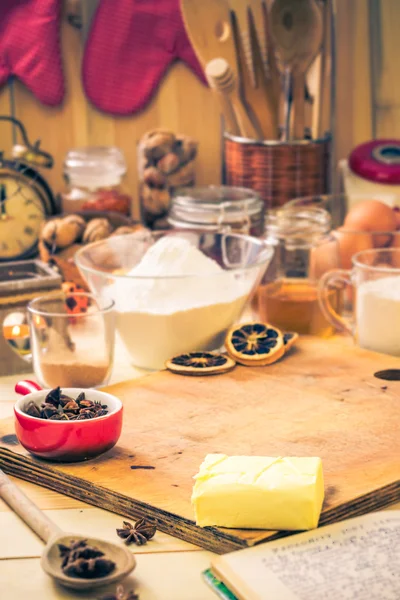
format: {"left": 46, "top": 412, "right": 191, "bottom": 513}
{"left": 0, "top": 0, "right": 64, "bottom": 106}
{"left": 82, "top": 0, "right": 207, "bottom": 115}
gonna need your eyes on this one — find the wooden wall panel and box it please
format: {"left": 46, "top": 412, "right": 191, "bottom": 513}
{"left": 0, "top": 0, "right": 399, "bottom": 218}
{"left": 373, "top": 0, "right": 400, "bottom": 138}
{"left": 9, "top": 8, "right": 221, "bottom": 219}
{"left": 334, "top": 0, "right": 373, "bottom": 171}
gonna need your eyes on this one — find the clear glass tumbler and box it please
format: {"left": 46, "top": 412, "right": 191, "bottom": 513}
{"left": 27, "top": 292, "right": 115, "bottom": 388}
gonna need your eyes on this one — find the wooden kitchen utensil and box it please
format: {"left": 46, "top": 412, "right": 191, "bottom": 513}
{"left": 230, "top": 9, "right": 277, "bottom": 140}
{"left": 180, "top": 0, "right": 240, "bottom": 134}
{"left": 247, "top": 6, "right": 279, "bottom": 139}
{"left": 0, "top": 469, "right": 136, "bottom": 591}
{"left": 228, "top": 0, "right": 253, "bottom": 82}
{"left": 261, "top": 0, "right": 282, "bottom": 115}
{"left": 206, "top": 58, "right": 261, "bottom": 139}
{"left": 314, "top": 0, "right": 331, "bottom": 139}
{"left": 270, "top": 0, "right": 323, "bottom": 140}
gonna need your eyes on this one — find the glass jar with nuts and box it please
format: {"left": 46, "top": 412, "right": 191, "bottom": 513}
{"left": 138, "top": 129, "right": 198, "bottom": 229}
{"left": 62, "top": 147, "right": 132, "bottom": 216}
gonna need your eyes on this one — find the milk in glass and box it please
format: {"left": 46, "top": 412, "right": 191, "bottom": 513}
{"left": 356, "top": 275, "right": 400, "bottom": 356}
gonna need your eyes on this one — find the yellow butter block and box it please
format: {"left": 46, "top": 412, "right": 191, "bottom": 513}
{"left": 191, "top": 454, "right": 324, "bottom": 531}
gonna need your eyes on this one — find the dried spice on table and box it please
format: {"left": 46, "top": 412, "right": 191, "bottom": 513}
{"left": 116, "top": 519, "right": 156, "bottom": 546}
{"left": 24, "top": 387, "right": 109, "bottom": 421}
{"left": 98, "top": 584, "right": 139, "bottom": 600}
{"left": 58, "top": 539, "right": 116, "bottom": 578}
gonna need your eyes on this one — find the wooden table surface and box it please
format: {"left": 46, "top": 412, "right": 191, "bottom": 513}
{"left": 1, "top": 338, "right": 399, "bottom": 599}
{"left": 0, "top": 339, "right": 216, "bottom": 600}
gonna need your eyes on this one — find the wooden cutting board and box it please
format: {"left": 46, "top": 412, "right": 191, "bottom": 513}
{"left": 1, "top": 336, "right": 400, "bottom": 554}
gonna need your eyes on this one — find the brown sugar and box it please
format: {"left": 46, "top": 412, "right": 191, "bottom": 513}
{"left": 38, "top": 359, "right": 109, "bottom": 388}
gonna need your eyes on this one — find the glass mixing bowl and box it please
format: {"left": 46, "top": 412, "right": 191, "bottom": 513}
{"left": 75, "top": 230, "right": 273, "bottom": 370}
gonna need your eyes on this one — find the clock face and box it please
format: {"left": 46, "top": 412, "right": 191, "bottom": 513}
{"left": 0, "top": 174, "right": 46, "bottom": 260}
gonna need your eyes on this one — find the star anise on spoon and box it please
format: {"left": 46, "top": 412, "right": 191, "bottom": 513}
{"left": 116, "top": 519, "right": 156, "bottom": 546}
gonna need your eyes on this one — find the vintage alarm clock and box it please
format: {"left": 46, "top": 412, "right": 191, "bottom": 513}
{"left": 0, "top": 116, "right": 56, "bottom": 261}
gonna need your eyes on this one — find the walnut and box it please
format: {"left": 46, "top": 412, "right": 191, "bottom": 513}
{"left": 175, "top": 135, "right": 198, "bottom": 164}
{"left": 82, "top": 218, "right": 112, "bottom": 244}
{"left": 167, "top": 159, "right": 196, "bottom": 188}
{"left": 61, "top": 214, "right": 86, "bottom": 241}
{"left": 141, "top": 184, "right": 170, "bottom": 217}
{"left": 143, "top": 166, "right": 166, "bottom": 189}
{"left": 141, "top": 129, "right": 176, "bottom": 161}
{"left": 157, "top": 152, "right": 180, "bottom": 175}
{"left": 41, "top": 218, "right": 82, "bottom": 250}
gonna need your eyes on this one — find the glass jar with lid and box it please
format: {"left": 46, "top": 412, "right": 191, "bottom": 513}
{"left": 61, "top": 146, "right": 132, "bottom": 216}
{"left": 167, "top": 185, "right": 265, "bottom": 237}
{"left": 252, "top": 206, "right": 341, "bottom": 336}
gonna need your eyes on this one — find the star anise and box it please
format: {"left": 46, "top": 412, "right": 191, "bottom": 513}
{"left": 58, "top": 539, "right": 116, "bottom": 579}
{"left": 23, "top": 388, "right": 109, "bottom": 421}
{"left": 98, "top": 584, "right": 139, "bottom": 600}
{"left": 116, "top": 519, "right": 156, "bottom": 546}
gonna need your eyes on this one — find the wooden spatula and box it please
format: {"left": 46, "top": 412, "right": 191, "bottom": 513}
{"left": 270, "top": 0, "right": 323, "bottom": 140}
{"left": 180, "top": 0, "right": 241, "bottom": 135}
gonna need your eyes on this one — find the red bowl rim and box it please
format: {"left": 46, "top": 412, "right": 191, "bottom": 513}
{"left": 14, "top": 388, "right": 122, "bottom": 424}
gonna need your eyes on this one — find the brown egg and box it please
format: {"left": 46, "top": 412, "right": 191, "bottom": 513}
{"left": 344, "top": 200, "right": 397, "bottom": 247}
{"left": 333, "top": 228, "right": 374, "bottom": 269}
{"left": 309, "top": 239, "right": 340, "bottom": 279}
{"left": 393, "top": 207, "right": 400, "bottom": 230}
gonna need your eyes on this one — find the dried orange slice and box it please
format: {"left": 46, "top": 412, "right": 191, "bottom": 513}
{"left": 225, "top": 322, "right": 284, "bottom": 366}
{"left": 283, "top": 332, "right": 299, "bottom": 352}
{"left": 165, "top": 352, "right": 236, "bottom": 376}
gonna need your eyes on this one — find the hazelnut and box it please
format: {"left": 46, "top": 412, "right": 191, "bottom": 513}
{"left": 167, "top": 159, "right": 196, "bottom": 188}
{"left": 82, "top": 218, "right": 112, "bottom": 244}
{"left": 143, "top": 166, "right": 167, "bottom": 189}
{"left": 157, "top": 152, "right": 180, "bottom": 175}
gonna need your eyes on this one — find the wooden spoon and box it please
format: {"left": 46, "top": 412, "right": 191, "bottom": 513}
{"left": 0, "top": 469, "right": 136, "bottom": 591}
{"left": 205, "top": 58, "right": 261, "bottom": 139}
{"left": 270, "top": 0, "right": 323, "bottom": 139}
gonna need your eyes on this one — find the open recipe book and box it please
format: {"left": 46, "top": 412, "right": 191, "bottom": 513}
{"left": 203, "top": 510, "right": 400, "bottom": 600}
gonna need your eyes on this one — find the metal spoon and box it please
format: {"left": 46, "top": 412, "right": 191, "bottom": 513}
{"left": 270, "top": 0, "right": 323, "bottom": 140}
{"left": 0, "top": 469, "right": 136, "bottom": 591}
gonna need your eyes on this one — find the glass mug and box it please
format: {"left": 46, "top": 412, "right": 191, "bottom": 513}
{"left": 319, "top": 248, "right": 400, "bottom": 356}
{"left": 3, "top": 292, "right": 115, "bottom": 388}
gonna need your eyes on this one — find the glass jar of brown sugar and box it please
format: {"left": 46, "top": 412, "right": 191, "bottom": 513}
{"left": 167, "top": 185, "right": 265, "bottom": 236}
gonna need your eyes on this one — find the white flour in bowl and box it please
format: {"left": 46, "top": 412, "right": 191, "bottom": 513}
{"left": 106, "top": 236, "right": 254, "bottom": 369}
{"left": 356, "top": 275, "right": 400, "bottom": 356}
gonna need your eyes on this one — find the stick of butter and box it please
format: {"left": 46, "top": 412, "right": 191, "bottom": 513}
{"left": 191, "top": 454, "right": 324, "bottom": 531}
